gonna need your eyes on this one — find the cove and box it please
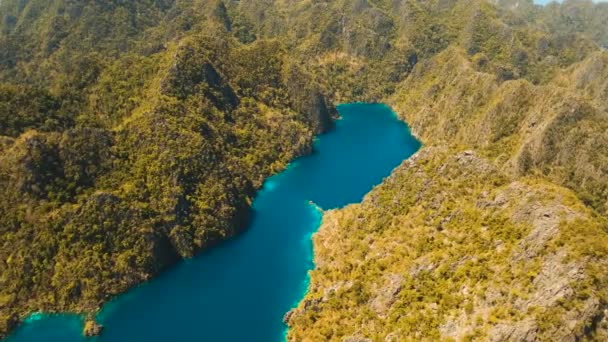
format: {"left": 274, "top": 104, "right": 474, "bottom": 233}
{"left": 5, "top": 103, "right": 420, "bottom": 342}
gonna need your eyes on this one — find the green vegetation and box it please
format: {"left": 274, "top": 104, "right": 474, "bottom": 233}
{"left": 288, "top": 149, "right": 608, "bottom": 341}
{"left": 0, "top": 1, "right": 332, "bottom": 335}
{"left": 1, "top": 0, "right": 608, "bottom": 339}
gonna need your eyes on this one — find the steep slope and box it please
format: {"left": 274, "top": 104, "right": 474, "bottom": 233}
{"left": 2, "top": 0, "right": 608, "bottom": 339}
{"left": 286, "top": 1, "right": 608, "bottom": 341}
{"left": 0, "top": 3, "right": 335, "bottom": 336}
{"left": 390, "top": 47, "right": 608, "bottom": 214}
{"left": 498, "top": 0, "right": 608, "bottom": 48}
{"left": 287, "top": 148, "right": 608, "bottom": 341}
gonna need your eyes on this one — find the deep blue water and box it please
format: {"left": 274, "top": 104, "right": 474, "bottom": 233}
{"left": 5, "top": 103, "right": 420, "bottom": 342}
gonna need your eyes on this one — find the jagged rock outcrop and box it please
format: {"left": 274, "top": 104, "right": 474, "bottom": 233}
{"left": 290, "top": 30, "right": 608, "bottom": 340}
{"left": 82, "top": 320, "right": 103, "bottom": 337}
{"left": 2, "top": 0, "right": 608, "bottom": 339}
{"left": 391, "top": 47, "right": 608, "bottom": 215}
{"left": 287, "top": 148, "right": 608, "bottom": 341}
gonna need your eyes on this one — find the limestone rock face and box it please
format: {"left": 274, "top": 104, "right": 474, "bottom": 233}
{"left": 287, "top": 148, "right": 608, "bottom": 341}
{"left": 342, "top": 336, "right": 372, "bottom": 342}
{"left": 1, "top": 0, "right": 608, "bottom": 340}
{"left": 369, "top": 274, "right": 403, "bottom": 317}
{"left": 83, "top": 320, "right": 103, "bottom": 337}
{"left": 305, "top": 93, "right": 336, "bottom": 134}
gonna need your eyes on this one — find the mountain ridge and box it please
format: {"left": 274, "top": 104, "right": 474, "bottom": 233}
{"left": 1, "top": 0, "right": 608, "bottom": 339}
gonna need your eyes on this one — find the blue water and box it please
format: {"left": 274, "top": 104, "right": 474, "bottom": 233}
{"left": 5, "top": 103, "right": 420, "bottom": 342}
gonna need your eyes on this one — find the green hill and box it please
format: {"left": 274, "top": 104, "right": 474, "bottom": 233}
{"left": 1, "top": 0, "right": 607, "bottom": 339}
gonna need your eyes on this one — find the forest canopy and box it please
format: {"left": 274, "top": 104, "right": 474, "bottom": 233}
{"left": 1, "top": 0, "right": 608, "bottom": 339}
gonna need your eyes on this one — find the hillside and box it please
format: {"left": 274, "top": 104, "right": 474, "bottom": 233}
{"left": 287, "top": 148, "right": 608, "bottom": 340}
{"left": 286, "top": 1, "right": 608, "bottom": 340}
{"left": 0, "top": 0, "right": 335, "bottom": 335}
{"left": 1, "top": 0, "right": 608, "bottom": 339}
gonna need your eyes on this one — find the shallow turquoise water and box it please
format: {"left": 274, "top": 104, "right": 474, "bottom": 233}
{"left": 5, "top": 103, "right": 420, "bottom": 342}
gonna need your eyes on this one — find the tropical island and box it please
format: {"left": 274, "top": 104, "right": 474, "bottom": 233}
{"left": 1, "top": 0, "right": 608, "bottom": 340}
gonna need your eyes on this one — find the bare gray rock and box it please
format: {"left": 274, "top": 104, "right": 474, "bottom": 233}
{"left": 342, "top": 336, "right": 372, "bottom": 342}
{"left": 369, "top": 274, "right": 403, "bottom": 317}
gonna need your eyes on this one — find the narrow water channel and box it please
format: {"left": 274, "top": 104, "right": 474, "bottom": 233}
{"left": 6, "top": 103, "right": 420, "bottom": 342}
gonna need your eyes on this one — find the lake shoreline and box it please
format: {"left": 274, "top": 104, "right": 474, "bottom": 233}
{"left": 6, "top": 103, "right": 420, "bottom": 342}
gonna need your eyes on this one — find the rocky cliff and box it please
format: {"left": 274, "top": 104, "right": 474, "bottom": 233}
{"left": 286, "top": 1, "right": 608, "bottom": 341}
{"left": 1, "top": 0, "right": 608, "bottom": 339}
{"left": 287, "top": 148, "right": 608, "bottom": 341}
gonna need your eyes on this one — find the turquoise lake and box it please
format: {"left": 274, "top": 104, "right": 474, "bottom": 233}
{"left": 5, "top": 103, "right": 421, "bottom": 342}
